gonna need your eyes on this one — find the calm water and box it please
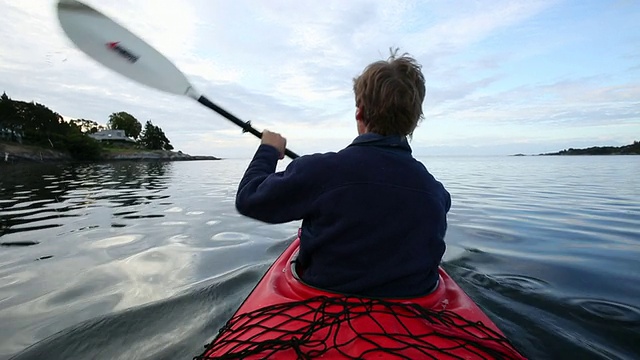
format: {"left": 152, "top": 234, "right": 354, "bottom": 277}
{"left": 0, "top": 156, "right": 638, "bottom": 360}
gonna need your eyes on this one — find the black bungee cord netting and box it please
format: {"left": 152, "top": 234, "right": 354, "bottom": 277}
{"left": 195, "top": 295, "right": 526, "bottom": 359}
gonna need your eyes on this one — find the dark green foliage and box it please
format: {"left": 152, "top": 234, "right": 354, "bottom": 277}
{"left": 138, "top": 120, "right": 173, "bottom": 151}
{"left": 9, "top": 97, "right": 68, "bottom": 147}
{"left": 108, "top": 111, "right": 142, "bottom": 139}
{"left": 0, "top": 92, "right": 20, "bottom": 141}
{"left": 0, "top": 92, "right": 104, "bottom": 160}
{"left": 70, "top": 118, "right": 105, "bottom": 134}
{"left": 64, "top": 132, "right": 103, "bottom": 160}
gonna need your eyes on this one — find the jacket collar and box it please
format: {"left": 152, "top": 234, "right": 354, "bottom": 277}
{"left": 348, "top": 133, "right": 412, "bottom": 153}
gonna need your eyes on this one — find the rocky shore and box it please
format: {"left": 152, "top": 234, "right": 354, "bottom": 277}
{"left": 103, "top": 150, "right": 220, "bottom": 161}
{"left": 0, "top": 142, "right": 219, "bottom": 164}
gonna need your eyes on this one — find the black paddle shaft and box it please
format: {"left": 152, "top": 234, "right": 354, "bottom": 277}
{"left": 197, "top": 95, "right": 299, "bottom": 159}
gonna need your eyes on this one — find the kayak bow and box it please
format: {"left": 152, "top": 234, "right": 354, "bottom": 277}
{"left": 196, "top": 237, "right": 526, "bottom": 359}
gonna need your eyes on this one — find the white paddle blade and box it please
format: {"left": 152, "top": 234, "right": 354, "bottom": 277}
{"left": 57, "top": 0, "right": 195, "bottom": 97}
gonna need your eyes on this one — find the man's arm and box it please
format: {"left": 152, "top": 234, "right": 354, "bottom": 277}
{"left": 235, "top": 144, "right": 314, "bottom": 224}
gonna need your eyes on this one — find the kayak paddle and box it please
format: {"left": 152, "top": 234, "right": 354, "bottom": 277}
{"left": 56, "top": 0, "right": 299, "bottom": 159}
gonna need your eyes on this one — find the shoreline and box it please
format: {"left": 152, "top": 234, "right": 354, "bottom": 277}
{"left": 0, "top": 142, "right": 220, "bottom": 164}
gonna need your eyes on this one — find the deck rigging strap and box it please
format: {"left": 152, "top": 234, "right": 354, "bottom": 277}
{"left": 195, "top": 295, "right": 526, "bottom": 359}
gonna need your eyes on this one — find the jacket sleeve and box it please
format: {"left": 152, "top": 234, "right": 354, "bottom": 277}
{"left": 444, "top": 188, "right": 452, "bottom": 212}
{"left": 235, "top": 144, "right": 316, "bottom": 224}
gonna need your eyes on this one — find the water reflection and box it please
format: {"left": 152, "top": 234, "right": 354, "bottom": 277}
{"left": 1, "top": 157, "right": 639, "bottom": 359}
{"left": 9, "top": 262, "right": 272, "bottom": 360}
{"left": 0, "top": 161, "right": 172, "bottom": 238}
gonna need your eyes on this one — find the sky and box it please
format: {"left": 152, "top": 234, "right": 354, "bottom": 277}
{"left": 0, "top": 0, "right": 638, "bottom": 158}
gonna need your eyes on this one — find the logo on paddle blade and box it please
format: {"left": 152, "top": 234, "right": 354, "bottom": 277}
{"left": 106, "top": 42, "right": 140, "bottom": 63}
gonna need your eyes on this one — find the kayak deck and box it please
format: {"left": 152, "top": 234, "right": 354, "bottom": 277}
{"left": 196, "top": 238, "right": 526, "bottom": 359}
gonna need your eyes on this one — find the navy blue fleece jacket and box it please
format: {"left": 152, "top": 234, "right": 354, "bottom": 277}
{"left": 236, "top": 133, "right": 451, "bottom": 298}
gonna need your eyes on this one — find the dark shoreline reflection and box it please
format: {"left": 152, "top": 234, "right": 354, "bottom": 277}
{"left": 0, "top": 161, "right": 173, "bottom": 238}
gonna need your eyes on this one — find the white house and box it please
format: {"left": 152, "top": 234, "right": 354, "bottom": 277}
{"left": 88, "top": 129, "right": 135, "bottom": 143}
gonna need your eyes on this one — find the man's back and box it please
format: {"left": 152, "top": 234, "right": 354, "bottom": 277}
{"left": 236, "top": 133, "right": 451, "bottom": 297}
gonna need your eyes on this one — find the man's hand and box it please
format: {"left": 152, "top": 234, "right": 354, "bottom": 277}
{"left": 261, "top": 130, "right": 287, "bottom": 160}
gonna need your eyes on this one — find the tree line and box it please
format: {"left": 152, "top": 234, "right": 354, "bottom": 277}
{"left": 543, "top": 141, "right": 640, "bottom": 155}
{"left": 0, "top": 92, "right": 173, "bottom": 160}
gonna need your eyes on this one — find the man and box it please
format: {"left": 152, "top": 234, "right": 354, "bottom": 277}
{"left": 235, "top": 51, "right": 451, "bottom": 298}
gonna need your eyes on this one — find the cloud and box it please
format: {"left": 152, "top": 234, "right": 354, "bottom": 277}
{"left": 412, "top": 69, "right": 639, "bottom": 156}
{"left": 1, "top": 0, "right": 637, "bottom": 158}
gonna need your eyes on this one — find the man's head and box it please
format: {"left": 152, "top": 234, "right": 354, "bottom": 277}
{"left": 353, "top": 50, "right": 426, "bottom": 137}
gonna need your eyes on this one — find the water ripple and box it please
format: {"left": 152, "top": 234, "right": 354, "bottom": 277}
{"left": 491, "top": 274, "right": 550, "bottom": 293}
{"left": 567, "top": 298, "right": 640, "bottom": 324}
{"left": 90, "top": 235, "right": 143, "bottom": 249}
{"left": 1, "top": 241, "right": 40, "bottom": 247}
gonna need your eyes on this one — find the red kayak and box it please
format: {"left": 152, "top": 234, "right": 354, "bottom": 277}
{"left": 196, "top": 238, "right": 526, "bottom": 359}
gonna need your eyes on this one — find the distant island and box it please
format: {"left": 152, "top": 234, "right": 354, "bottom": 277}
{"left": 511, "top": 141, "right": 639, "bottom": 156}
{"left": 539, "top": 141, "right": 639, "bottom": 156}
